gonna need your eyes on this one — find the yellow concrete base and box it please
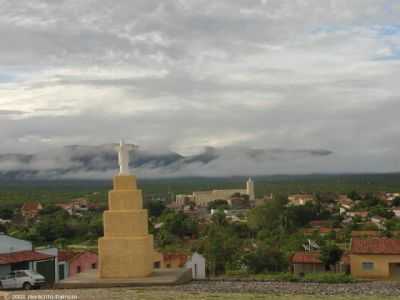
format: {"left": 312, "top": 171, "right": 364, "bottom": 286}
{"left": 98, "top": 175, "right": 154, "bottom": 279}
{"left": 98, "top": 236, "right": 154, "bottom": 278}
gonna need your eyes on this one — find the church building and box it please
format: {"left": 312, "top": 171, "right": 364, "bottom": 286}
{"left": 176, "top": 178, "right": 255, "bottom": 207}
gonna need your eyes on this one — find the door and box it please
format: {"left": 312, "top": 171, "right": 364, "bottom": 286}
{"left": 58, "top": 264, "right": 65, "bottom": 281}
{"left": 36, "top": 260, "right": 55, "bottom": 285}
{"left": 389, "top": 263, "right": 400, "bottom": 280}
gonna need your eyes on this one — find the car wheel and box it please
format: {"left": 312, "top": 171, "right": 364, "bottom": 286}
{"left": 23, "top": 282, "right": 32, "bottom": 290}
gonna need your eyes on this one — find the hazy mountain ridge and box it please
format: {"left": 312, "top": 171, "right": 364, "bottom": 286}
{"left": 0, "top": 144, "right": 333, "bottom": 179}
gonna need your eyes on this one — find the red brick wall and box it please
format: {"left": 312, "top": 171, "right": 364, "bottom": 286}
{"left": 69, "top": 252, "right": 98, "bottom": 277}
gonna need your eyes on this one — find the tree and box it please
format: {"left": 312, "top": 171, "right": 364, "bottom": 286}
{"left": 320, "top": 242, "right": 343, "bottom": 271}
{"left": 156, "top": 210, "right": 198, "bottom": 246}
{"left": 146, "top": 200, "right": 166, "bottom": 218}
{"left": 39, "top": 205, "right": 64, "bottom": 216}
{"left": 211, "top": 209, "right": 227, "bottom": 226}
{"left": 0, "top": 208, "right": 14, "bottom": 220}
{"left": 242, "top": 243, "right": 287, "bottom": 274}
{"left": 347, "top": 191, "right": 361, "bottom": 201}
{"left": 207, "top": 199, "right": 229, "bottom": 211}
{"left": 247, "top": 196, "right": 288, "bottom": 232}
{"left": 392, "top": 197, "right": 400, "bottom": 207}
{"left": 201, "top": 224, "right": 241, "bottom": 276}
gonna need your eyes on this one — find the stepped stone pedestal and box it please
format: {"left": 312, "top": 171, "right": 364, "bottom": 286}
{"left": 98, "top": 175, "right": 154, "bottom": 278}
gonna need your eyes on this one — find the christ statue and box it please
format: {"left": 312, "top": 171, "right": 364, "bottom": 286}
{"left": 117, "top": 140, "right": 134, "bottom": 175}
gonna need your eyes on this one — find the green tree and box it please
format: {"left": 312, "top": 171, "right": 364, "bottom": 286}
{"left": 247, "top": 195, "right": 288, "bottom": 232}
{"left": 207, "top": 199, "right": 229, "bottom": 211}
{"left": 242, "top": 243, "right": 287, "bottom": 274}
{"left": 201, "top": 224, "right": 241, "bottom": 276}
{"left": 0, "top": 208, "right": 14, "bottom": 220}
{"left": 146, "top": 200, "right": 166, "bottom": 218}
{"left": 320, "top": 242, "right": 343, "bottom": 271}
{"left": 392, "top": 197, "right": 400, "bottom": 207}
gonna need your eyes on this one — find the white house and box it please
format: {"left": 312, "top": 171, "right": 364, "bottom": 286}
{"left": 185, "top": 252, "right": 206, "bottom": 280}
{"left": 0, "top": 233, "right": 58, "bottom": 284}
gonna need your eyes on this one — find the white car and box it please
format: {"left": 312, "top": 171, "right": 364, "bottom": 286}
{"left": 0, "top": 270, "right": 46, "bottom": 290}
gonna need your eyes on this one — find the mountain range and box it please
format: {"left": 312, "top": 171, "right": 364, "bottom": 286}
{"left": 0, "top": 144, "right": 333, "bottom": 180}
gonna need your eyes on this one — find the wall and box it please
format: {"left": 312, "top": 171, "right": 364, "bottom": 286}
{"left": 69, "top": 252, "right": 98, "bottom": 277}
{"left": 0, "top": 235, "right": 32, "bottom": 254}
{"left": 293, "top": 263, "right": 325, "bottom": 274}
{"left": 185, "top": 253, "right": 206, "bottom": 279}
{"left": 162, "top": 254, "right": 187, "bottom": 269}
{"left": 0, "top": 265, "right": 11, "bottom": 277}
{"left": 350, "top": 254, "right": 400, "bottom": 279}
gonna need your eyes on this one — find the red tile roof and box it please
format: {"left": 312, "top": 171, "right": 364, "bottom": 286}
{"left": 291, "top": 252, "right": 322, "bottom": 264}
{"left": 21, "top": 202, "right": 41, "bottom": 211}
{"left": 58, "top": 250, "right": 79, "bottom": 262}
{"left": 0, "top": 251, "right": 54, "bottom": 265}
{"left": 351, "top": 238, "right": 400, "bottom": 255}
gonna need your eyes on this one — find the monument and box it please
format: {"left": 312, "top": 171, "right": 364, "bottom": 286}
{"left": 98, "top": 140, "right": 154, "bottom": 278}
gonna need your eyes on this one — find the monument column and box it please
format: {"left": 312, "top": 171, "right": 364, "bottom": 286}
{"left": 98, "top": 140, "right": 154, "bottom": 278}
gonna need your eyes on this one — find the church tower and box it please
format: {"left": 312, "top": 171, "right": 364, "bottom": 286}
{"left": 246, "top": 177, "right": 255, "bottom": 201}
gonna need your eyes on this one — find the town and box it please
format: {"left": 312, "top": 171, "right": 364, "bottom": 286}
{"left": 1, "top": 176, "right": 400, "bottom": 288}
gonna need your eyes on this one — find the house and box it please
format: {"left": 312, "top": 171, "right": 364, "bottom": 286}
{"left": 162, "top": 253, "right": 188, "bottom": 268}
{"left": 392, "top": 207, "right": 400, "bottom": 218}
{"left": 185, "top": 252, "right": 206, "bottom": 279}
{"left": 254, "top": 194, "right": 273, "bottom": 207}
{"left": 291, "top": 252, "right": 325, "bottom": 274}
{"left": 291, "top": 251, "right": 349, "bottom": 275}
{"left": 58, "top": 250, "right": 98, "bottom": 279}
{"left": 338, "top": 195, "right": 353, "bottom": 210}
{"left": 348, "top": 211, "right": 369, "bottom": 219}
{"left": 0, "top": 234, "right": 56, "bottom": 284}
{"left": 71, "top": 198, "right": 89, "bottom": 212}
{"left": 371, "top": 216, "right": 386, "bottom": 229}
{"left": 56, "top": 203, "right": 74, "bottom": 215}
{"left": 288, "top": 194, "right": 314, "bottom": 206}
{"left": 350, "top": 238, "right": 400, "bottom": 280}
{"left": 21, "top": 202, "right": 43, "bottom": 219}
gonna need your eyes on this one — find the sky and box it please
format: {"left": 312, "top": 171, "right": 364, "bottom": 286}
{"left": 1, "top": 0, "right": 400, "bottom": 176}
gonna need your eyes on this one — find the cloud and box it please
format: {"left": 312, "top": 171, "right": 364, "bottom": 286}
{"left": 0, "top": 0, "right": 400, "bottom": 175}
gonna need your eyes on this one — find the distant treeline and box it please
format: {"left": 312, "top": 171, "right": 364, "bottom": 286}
{"left": 0, "top": 173, "right": 400, "bottom": 207}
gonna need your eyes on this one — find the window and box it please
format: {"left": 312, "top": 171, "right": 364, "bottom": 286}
{"left": 153, "top": 261, "right": 161, "bottom": 269}
{"left": 92, "top": 263, "right": 97, "bottom": 269}
{"left": 166, "top": 264, "right": 171, "bottom": 268}
{"left": 362, "top": 262, "right": 374, "bottom": 271}
{"left": 15, "top": 271, "right": 26, "bottom": 278}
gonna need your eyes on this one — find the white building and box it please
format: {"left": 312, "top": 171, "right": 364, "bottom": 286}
{"left": 176, "top": 178, "right": 255, "bottom": 207}
{"left": 185, "top": 252, "right": 206, "bottom": 280}
{"left": 0, "top": 233, "right": 58, "bottom": 283}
